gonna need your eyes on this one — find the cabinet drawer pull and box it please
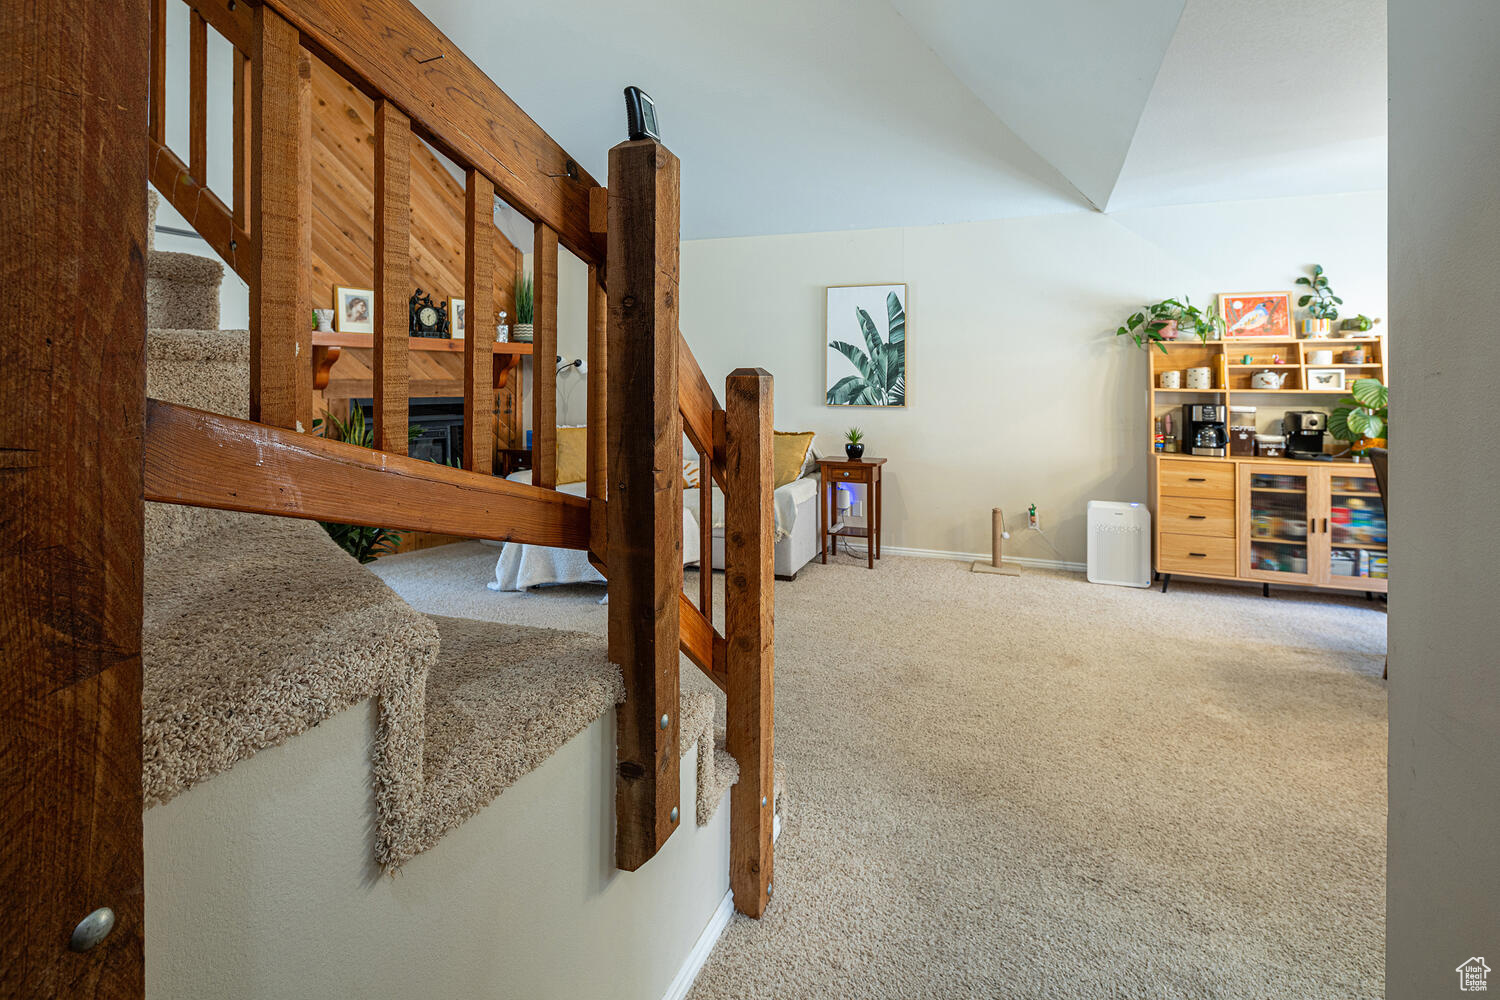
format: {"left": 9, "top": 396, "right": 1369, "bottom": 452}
{"left": 1189, "top": 552, "right": 1207, "bottom": 558}
{"left": 1187, "top": 514, "right": 1207, "bottom": 520}
{"left": 1187, "top": 477, "right": 1207, "bottom": 482}
{"left": 1322, "top": 517, "right": 1328, "bottom": 533}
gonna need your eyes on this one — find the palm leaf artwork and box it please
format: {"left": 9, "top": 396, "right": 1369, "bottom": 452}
{"left": 826, "top": 289, "right": 906, "bottom": 406}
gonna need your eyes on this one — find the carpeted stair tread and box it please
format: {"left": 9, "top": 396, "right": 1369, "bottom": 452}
{"left": 388, "top": 616, "right": 623, "bottom": 868}
{"left": 143, "top": 514, "right": 440, "bottom": 810}
{"left": 148, "top": 247, "right": 225, "bottom": 285}
{"left": 148, "top": 249, "right": 222, "bottom": 331}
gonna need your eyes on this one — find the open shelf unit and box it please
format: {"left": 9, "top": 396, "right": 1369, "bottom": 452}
{"left": 1144, "top": 334, "right": 1388, "bottom": 595}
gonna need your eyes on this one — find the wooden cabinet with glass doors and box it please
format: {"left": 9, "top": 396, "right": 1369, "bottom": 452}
{"left": 1239, "top": 464, "right": 1387, "bottom": 592}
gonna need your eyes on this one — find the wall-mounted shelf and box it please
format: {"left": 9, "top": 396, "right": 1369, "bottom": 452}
{"left": 311, "top": 333, "right": 533, "bottom": 392}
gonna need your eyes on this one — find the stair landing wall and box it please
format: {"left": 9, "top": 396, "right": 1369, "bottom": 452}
{"left": 145, "top": 702, "right": 731, "bottom": 1000}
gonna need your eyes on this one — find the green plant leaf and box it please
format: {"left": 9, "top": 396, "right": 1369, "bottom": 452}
{"left": 1298, "top": 295, "right": 1311, "bottom": 306}
{"left": 1295, "top": 276, "right": 1311, "bottom": 285}
{"left": 827, "top": 375, "right": 880, "bottom": 405}
{"left": 885, "top": 291, "right": 905, "bottom": 347}
{"left": 854, "top": 308, "right": 888, "bottom": 395}
{"left": 1350, "top": 377, "right": 1388, "bottom": 409}
{"left": 829, "top": 339, "right": 874, "bottom": 382}
{"left": 1314, "top": 264, "right": 1324, "bottom": 275}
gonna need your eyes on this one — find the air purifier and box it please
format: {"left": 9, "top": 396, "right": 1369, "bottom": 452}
{"left": 1087, "top": 500, "right": 1151, "bottom": 588}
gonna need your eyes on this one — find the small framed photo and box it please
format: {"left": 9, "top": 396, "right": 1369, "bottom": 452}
{"left": 1218, "top": 291, "right": 1293, "bottom": 339}
{"left": 335, "top": 286, "right": 374, "bottom": 334}
{"left": 449, "top": 297, "right": 466, "bottom": 340}
{"left": 1307, "top": 368, "right": 1346, "bottom": 391}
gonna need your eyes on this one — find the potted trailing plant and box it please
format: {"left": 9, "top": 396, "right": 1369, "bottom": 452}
{"left": 844, "top": 427, "right": 865, "bottom": 461}
{"left": 513, "top": 275, "right": 534, "bottom": 342}
{"left": 1116, "top": 297, "right": 1224, "bottom": 353}
{"left": 1296, "top": 264, "right": 1342, "bottom": 337}
{"left": 313, "top": 407, "right": 412, "bottom": 561}
{"left": 1329, "top": 377, "right": 1388, "bottom": 458}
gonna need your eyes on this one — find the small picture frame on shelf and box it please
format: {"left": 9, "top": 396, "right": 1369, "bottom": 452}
{"left": 335, "top": 286, "right": 375, "bottom": 334}
{"left": 1306, "top": 368, "right": 1346, "bottom": 391}
{"left": 449, "top": 297, "right": 466, "bottom": 340}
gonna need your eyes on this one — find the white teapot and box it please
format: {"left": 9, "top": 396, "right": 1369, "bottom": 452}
{"left": 1251, "top": 370, "right": 1288, "bottom": 389}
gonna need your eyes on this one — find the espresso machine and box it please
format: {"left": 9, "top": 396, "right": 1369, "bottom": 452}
{"left": 1282, "top": 410, "right": 1331, "bottom": 460}
{"left": 1182, "top": 404, "right": 1227, "bottom": 457}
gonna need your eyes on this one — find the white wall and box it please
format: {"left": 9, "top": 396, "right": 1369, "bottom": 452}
{"left": 1387, "top": 3, "right": 1500, "bottom": 996}
{"left": 676, "top": 193, "right": 1387, "bottom": 563}
{"left": 146, "top": 702, "right": 730, "bottom": 1000}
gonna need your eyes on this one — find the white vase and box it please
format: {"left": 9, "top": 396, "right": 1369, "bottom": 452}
{"left": 514, "top": 323, "right": 534, "bottom": 343}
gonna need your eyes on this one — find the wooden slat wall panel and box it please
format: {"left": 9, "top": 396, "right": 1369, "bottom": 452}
{"left": 306, "top": 59, "right": 517, "bottom": 338}
{"left": 531, "top": 223, "right": 558, "bottom": 487}
{"left": 262, "top": 0, "right": 603, "bottom": 263}
{"left": 372, "top": 100, "right": 410, "bottom": 454}
{"left": 463, "top": 169, "right": 495, "bottom": 474}
{"left": 1, "top": 0, "right": 149, "bottom": 991}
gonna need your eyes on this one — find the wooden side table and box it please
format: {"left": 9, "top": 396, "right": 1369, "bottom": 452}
{"left": 817, "top": 457, "right": 886, "bottom": 569}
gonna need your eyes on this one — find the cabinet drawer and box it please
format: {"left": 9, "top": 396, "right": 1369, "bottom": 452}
{"left": 1158, "top": 497, "right": 1236, "bottom": 537}
{"left": 1158, "top": 460, "right": 1235, "bottom": 499}
{"left": 1158, "top": 533, "right": 1237, "bottom": 576}
{"left": 825, "top": 465, "right": 873, "bottom": 484}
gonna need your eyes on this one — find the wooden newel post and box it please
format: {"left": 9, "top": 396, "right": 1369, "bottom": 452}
{"left": 606, "top": 139, "right": 682, "bottom": 871}
{"left": 724, "top": 367, "right": 775, "bottom": 917}
{"left": 2, "top": 0, "right": 149, "bottom": 993}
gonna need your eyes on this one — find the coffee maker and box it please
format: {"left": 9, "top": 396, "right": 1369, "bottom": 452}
{"left": 1282, "top": 410, "right": 1331, "bottom": 461}
{"left": 1182, "top": 404, "right": 1227, "bottom": 457}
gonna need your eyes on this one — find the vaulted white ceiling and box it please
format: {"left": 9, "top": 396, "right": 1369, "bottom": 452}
{"left": 420, "top": 0, "right": 1386, "bottom": 239}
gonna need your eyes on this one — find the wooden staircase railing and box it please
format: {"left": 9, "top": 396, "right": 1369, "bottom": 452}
{"left": 140, "top": 0, "right": 776, "bottom": 919}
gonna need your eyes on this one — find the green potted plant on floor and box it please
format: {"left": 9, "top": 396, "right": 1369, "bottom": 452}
{"left": 513, "top": 275, "right": 534, "bottom": 343}
{"left": 844, "top": 426, "right": 865, "bottom": 461}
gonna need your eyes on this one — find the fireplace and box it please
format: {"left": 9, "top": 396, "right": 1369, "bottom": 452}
{"left": 354, "top": 397, "right": 464, "bottom": 467}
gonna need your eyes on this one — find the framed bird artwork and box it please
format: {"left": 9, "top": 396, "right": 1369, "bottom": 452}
{"left": 1218, "top": 291, "right": 1293, "bottom": 340}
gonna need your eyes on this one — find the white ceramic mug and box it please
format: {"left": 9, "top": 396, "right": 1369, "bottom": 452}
{"left": 1308, "top": 350, "right": 1334, "bottom": 365}
{"left": 1159, "top": 370, "right": 1182, "bottom": 389}
{"left": 1185, "top": 366, "right": 1212, "bottom": 390}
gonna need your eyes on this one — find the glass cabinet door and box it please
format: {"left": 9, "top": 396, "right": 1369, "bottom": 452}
{"left": 1325, "top": 473, "right": 1389, "bottom": 588}
{"left": 1244, "top": 468, "right": 1316, "bottom": 582}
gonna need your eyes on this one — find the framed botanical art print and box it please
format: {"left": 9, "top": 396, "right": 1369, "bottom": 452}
{"left": 1306, "top": 368, "right": 1346, "bottom": 391}
{"left": 1218, "top": 291, "right": 1293, "bottom": 339}
{"left": 826, "top": 283, "right": 906, "bottom": 407}
{"left": 335, "top": 286, "right": 375, "bottom": 334}
{"left": 449, "top": 297, "right": 466, "bottom": 339}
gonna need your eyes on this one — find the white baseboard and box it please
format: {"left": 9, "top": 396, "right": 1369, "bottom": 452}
{"left": 661, "top": 889, "right": 734, "bottom": 1000}
{"left": 878, "top": 544, "right": 1086, "bottom": 574}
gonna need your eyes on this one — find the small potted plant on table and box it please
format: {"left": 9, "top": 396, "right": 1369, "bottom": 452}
{"left": 844, "top": 427, "right": 865, "bottom": 460}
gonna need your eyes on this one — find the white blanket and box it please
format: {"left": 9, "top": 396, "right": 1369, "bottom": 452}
{"left": 489, "top": 476, "right": 701, "bottom": 592}
{"left": 702, "top": 475, "right": 816, "bottom": 540}
{"left": 488, "top": 473, "right": 815, "bottom": 592}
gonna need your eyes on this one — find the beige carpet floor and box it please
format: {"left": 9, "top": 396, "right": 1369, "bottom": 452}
{"left": 372, "top": 543, "right": 1387, "bottom": 999}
